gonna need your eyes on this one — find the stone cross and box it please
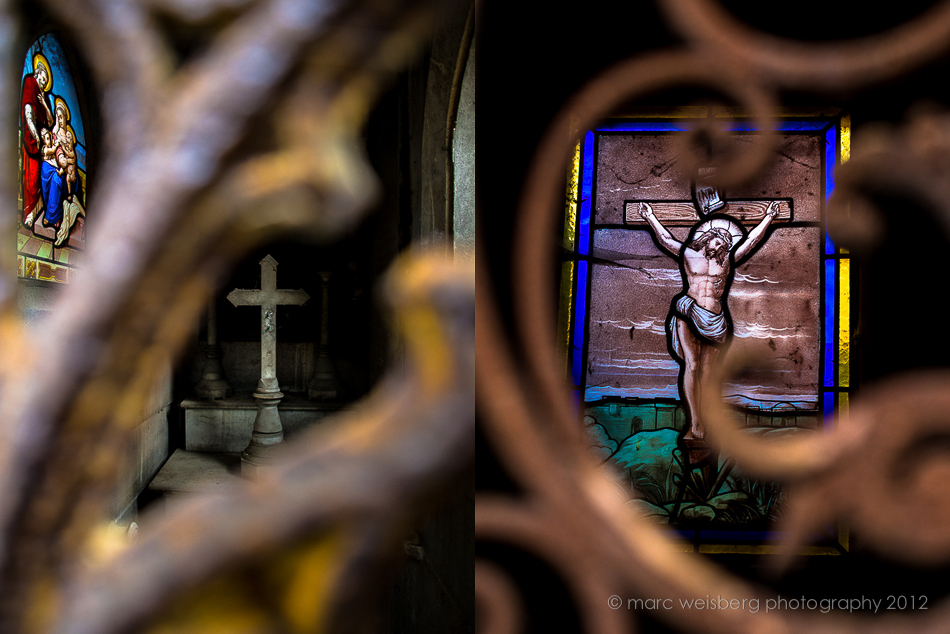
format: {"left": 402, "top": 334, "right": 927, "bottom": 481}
{"left": 227, "top": 255, "right": 309, "bottom": 472}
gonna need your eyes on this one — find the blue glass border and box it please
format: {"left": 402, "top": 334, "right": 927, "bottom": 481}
{"left": 823, "top": 259, "right": 836, "bottom": 387}
{"left": 572, "top": 131, "right": 596, "bottom": 386}
{"left": 824, "top": 125, "right": 838, "bottom": 254}
{"left": 823, "top": 391, "right": 835, "bottom": 429}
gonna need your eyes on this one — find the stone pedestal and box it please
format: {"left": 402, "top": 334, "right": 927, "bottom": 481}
{"left": 242, "top": 379, "right": 285, "bottom": 472}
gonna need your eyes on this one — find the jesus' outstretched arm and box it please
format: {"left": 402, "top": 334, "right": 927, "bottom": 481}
{"left": 639, "top": 202, "right": 682, "bottom": 257}
{"left": 734, "top": 201, "right": 778, "bottom": 262}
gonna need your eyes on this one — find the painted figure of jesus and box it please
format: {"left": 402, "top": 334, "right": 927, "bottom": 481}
{"left": 638, "top": 200, "right": 778, "bottom": 461}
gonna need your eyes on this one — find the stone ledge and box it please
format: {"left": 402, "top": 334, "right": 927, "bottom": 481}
{"left": 181, "top": 394, "right": 344, "bottom": 411}
{"left": 183, "top": 393, "right": 345, "bottom": 453}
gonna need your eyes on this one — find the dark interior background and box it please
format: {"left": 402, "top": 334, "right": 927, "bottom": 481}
{"left": 477, "top": 1, "right": 950, "bottom": 631}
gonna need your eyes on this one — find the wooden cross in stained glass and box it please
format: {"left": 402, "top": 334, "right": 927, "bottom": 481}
{"left": 227, "top": 255, "right": 309, "bottom": 471}
{"left": 622, "top": 199, "right": 792, "bottom": 227}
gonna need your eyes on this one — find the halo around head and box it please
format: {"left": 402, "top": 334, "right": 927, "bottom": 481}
{"left": 32, "top": 54, "right": 52, "bottom": 92}
{"left": 54, "top": 97, "right": 70, "bottom": 123}
{"left": 694, "top": 217, "right": 743, "bottom": 243}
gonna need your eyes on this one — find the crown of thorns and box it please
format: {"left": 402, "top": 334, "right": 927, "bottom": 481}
{"left": 699, "top": 227, "right": 733, "bottom": 247}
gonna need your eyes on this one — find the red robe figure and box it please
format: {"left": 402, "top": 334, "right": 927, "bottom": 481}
{"left": 22, "top": 56, "right": 52, "bottom": 227}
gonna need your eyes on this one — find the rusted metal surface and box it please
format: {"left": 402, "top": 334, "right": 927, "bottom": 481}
{"left": 0, "top": 0, "right": 474, "bottom": 631}
{"left": 476, "top": 2, "right": 950, "bottom": 634}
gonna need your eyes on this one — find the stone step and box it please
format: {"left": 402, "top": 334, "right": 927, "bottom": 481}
{"left": 148, "top": 449, "right": 243, "bottom": 497}
{"left": 182, "top": 394, "right": 342, "bottom": 453}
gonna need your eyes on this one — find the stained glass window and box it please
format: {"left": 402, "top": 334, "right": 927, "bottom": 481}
{"left": 18, "top": 33, "right": 88, "bottom": 284}
{"left": 562, "top": 111, "right": 851, "bottom": 551}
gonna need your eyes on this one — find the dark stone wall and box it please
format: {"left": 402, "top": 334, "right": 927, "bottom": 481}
{"left": 379, "top": 2, "right": 475, "bottom": 632}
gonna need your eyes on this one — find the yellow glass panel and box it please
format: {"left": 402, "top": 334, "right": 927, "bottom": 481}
{"left": 838, "top": 259, "right": 850, "bottom": 387}
{"left": 840, "top": 115, "right": 851, "bottom": 255}
{"left": 841, "top": 114, "right": 851, "bottom": 162}
{"left": 565, "top": 142, "right": 579, "bottom": 250}
{"left": 837, "top": 122, "right": 852, "bottom": 555}
{"left": 559, "top": 262, "right": 575, "bottom": 362}
{"left": 559, "top": 143, "right": 581, "bottom": 365}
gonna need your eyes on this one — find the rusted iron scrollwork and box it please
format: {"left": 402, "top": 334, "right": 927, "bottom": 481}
{"left": 476, "top": 1, "right": 950, "bottom": 633}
